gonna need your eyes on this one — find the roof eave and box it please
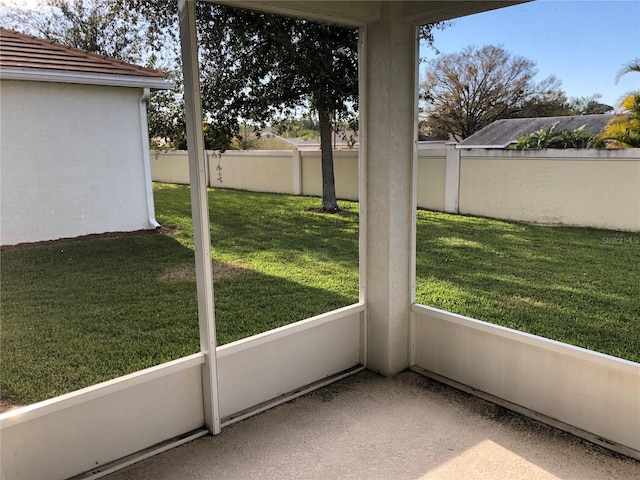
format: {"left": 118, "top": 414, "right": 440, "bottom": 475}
{"left": 0, "top": 67, "right": 173, "bottom": 90}
{"left": 456, "top": 143, "right": 512, "bottom": 149}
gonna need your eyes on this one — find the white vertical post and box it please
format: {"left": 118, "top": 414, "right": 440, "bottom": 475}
{"left": 358, "top": 25, "right": 368, "bottom": 366}
{"left": 444, "top": 142, "right": 460, "bottom": 213}
{"left": 409, "top": 24, "right": 420, "bottom": 306}
{"left": 178, "top": 0, "right": 221, "bottom": 435}
{"left": 364, "top": 3, "right": 418, "bottom": 375}
{"left": 409, "top": 24, "right": 420, "bottom": 366}
{"left": 292, "top": 149, "right": 302, "bottom": 195}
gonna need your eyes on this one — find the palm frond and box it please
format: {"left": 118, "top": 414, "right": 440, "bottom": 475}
{"left": 615, "top": 58, "right": 640, "bottom": 83}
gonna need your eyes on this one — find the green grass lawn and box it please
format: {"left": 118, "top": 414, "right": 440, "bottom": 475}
{"left": 415, "top": 212, "right": 640, "bottom": 361}
{"left": 1, "top": 183, "right": 638, "bottom": 407}
{"left": 0, "top": 184, "right": 359, "bottom": 406}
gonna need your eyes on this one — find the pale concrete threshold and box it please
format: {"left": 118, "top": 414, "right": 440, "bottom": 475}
{"left": 105, "top": 370, "right": 639, "bottom": 480}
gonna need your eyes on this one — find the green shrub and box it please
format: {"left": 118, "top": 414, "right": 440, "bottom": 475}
{"left": 510, "top": 123, "right": 604, "bottom": 149}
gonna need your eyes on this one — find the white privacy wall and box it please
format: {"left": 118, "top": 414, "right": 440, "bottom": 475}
{"left": 151, "top": 149, "right": 639, "bottom": 232}
{"left": 0, "top": 80, "right": 156, "bottom": 245}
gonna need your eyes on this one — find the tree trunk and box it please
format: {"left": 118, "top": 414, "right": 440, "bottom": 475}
{"left": 318, "top": 103, "right": 339, "bottom": 212}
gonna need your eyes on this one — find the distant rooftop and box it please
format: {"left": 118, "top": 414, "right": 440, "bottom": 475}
{"left": 263, "top": 130, "right": 359, "bottom": 149}
{"left": 0, "top": 27, "right": 170, "bottom": 88}
{"left": 262, "top": 131, "right": 446, "bottom": 149}
{"left": 458, "top": 115, "right": 613, "bottom": 149}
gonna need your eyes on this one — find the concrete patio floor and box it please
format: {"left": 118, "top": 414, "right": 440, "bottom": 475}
{"left": 105, "top": 370, "right": 639, "bottom": 480}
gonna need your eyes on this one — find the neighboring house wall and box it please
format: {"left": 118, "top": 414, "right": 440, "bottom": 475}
{"left": 151, "top": 148, "right": 640, "bottom": 232}
{"left": 0, "top": 80, "right": 156, "bottom": 245}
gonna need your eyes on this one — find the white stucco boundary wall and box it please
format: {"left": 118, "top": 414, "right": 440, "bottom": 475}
{"left": 458, "top": 149, "right": 640, "bottom": 232}
{"left": 152, "top": 149, "right": 364, "bottom": 200}
{"left": 151, "top": 148, "right": 639, "bottom": 232}
{"left": 0, "top": 80, "right": 158, "bottom": 246}
{"left": 410, "top": 304, "right": 640, "bottom": 460}
{"left": 152, "top": 150, "right": 446, "bottom": 207}
{"left": 0, "top": 305, "right": 365, "bottom": 480}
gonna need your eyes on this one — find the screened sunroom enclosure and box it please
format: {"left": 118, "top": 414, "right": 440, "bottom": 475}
{"left": 1, "top": 1, "right": 638, "bottom": 479}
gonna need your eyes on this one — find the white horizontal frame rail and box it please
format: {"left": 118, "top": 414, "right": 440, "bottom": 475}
{"left": 1, "top": 298, "right": 366, "bottom": 480}
{"left": 216, "top": 303, "right": 366, "bottom": 423}
{"left": 0, "top": 354, "right": 206, "bottom": 480}
{"left": 410, "top": 303, "right": 640, "bottom": 459}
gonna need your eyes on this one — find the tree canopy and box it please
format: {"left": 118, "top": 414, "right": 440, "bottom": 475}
{"left": 1, "top": 0, "right": 148, "bottom": 63}
{"left": 420, "top": 45, "right": 589, "bottom": 141}
{"left": 602, "top": 59, "right": 640, "bottom": 148}
{"left": 195, "top": 4, "right": 359, "bottom": 211}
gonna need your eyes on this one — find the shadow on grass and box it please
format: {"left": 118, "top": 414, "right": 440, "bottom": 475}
{"left": 0, "top": 231, "right": 356, "bottom": 407}
{"left": 156, "top": 184, "right": 360, "bottom": 271}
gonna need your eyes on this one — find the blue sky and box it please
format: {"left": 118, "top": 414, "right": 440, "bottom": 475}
{"left": 420, "top": 0, "right": 640, "bottom": 109}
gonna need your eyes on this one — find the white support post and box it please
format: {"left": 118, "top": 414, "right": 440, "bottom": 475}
{"left": 292, "top": 149, "right": 302, "bottom": 195}
{"left": 444, "top": 143, "right": 460, "bottom": 213}
{"left": 357, "top": 25, "right": 368, "bottom": 365}
{"left": 409, "top": 24, "right": 420, "bottom": 367}
{"left": 364, "top": 3, "right": 418, "bottom": 375}
{"left": 178, "top": 0, "right": 221, "bottom": 435}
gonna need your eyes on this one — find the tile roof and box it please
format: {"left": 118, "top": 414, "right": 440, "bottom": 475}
{"left": 0, "top": 27, "right": 166, "bottom": 79}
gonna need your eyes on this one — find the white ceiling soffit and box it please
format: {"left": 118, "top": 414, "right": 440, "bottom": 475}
{"left": 401, "top": 1, "right": 529, "bottom": 24}
{"left": 213, "top": 1, "right": 529, "bottom": 26}
{"left": 214, "top": 1, "right": 381, "bottom": 25}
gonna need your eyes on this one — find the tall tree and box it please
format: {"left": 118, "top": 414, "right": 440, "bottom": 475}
{"left": 516, "top": 93, "right": 613, "bottom": 118}
{"left": 567, "top": 94, "right": 613, "bottom": 115}
{"left": 420, "top": 45, "right": 565, "bottom": 140}
{"left": 193, "top": 5, "right": 358, "bottom": 211}
{"left": 516, "top": 89, "right": 573, "bottom": 118}
{"left": 133, "top": 2, "right": 444, "bottom": 212}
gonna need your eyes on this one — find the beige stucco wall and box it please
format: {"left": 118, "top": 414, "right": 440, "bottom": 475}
{"left": 151, "top": 151, "right": 191, "bottom": 184}
{"left": 300, "top": 151, "right": 359, "bottom": 200}
{"left": 0, "top": 80, "right": 155, "bottom": 246}
{"left": 459, "top": 149, "right": 640, "bottom": 232}
{"left": 150, "top": 150, "right": 449, "bottom": 208}
{"left": 150, "top": 149, "right": 639, "bottom": 232}
{"left": 212, "top": 151, "right": 294, "bottom": 194}
{"left": 417, "top": 152, "right": 446, "bottom": 211}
